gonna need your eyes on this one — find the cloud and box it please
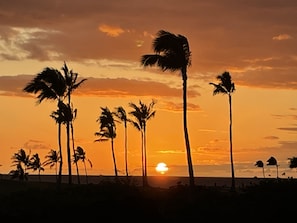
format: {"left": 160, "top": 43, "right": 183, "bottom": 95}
{"left": 98, "top": 24, "right": 125, "bottom": 37}
{"left": 0, "top": 75, "right": 200, "bottom": 99}
{"left": 272, "top": 34, "right": 293, "bottom": 41}
{"left": 264, "top": 136, "right": 279, "bottom": 140}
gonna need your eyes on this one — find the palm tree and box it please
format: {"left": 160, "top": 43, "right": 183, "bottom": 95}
{"left": 255, "top": 160, "right": 265, "bottom": 178}
{"left": 288, "top": 157, "right": 297, "bottom": 169}
{"left": 95, "top": 107, "right": 118, "bottom": 177}
{"left": 140, "top": 30, "right": 195, "bottom": 187}
{"left": 129, "top": 100, "right": 156, "bottom": 187}
{"left": 10, "top": 148, "right": 30, "bottom": 181}
{"left": 28, "top": 153, "right": 44, "bottom": 182}
{"left": 267, "top": 156, "right": 279, "bottom": 179}
{"left": 73, "top": 146, "right": 92, "bottom": 184}
{"left": 209, "top": 71, "right": 236, "bottom": 192}
{"left": 43, "top": 149, "right": 60, "bottom": 180}
{"left": 113, "top": 106, "right": 130, "bottom": 177}
{"left": 23, "top": 62, "right": 87, "bottom": 184}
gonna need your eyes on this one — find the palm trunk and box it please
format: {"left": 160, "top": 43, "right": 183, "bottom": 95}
{"left": 182, "top": 69, "right": 195, "bottom": 188}
{"left": 58, "top": 122, "right": 63, "bottom": 186}
{"left": 124, "top": 123, "right": 129, "bottom": 177}
{"left": 229, "top": 94, "right": 235, "bottom": 191}
{"left": 111, "top": 138, "right": 118, "bottom": 177}
{"left": 66, "top": 121, "right": 72, "bottom": 184}
{"left": 143, "top": 124, "right": 148, "bottom": 187}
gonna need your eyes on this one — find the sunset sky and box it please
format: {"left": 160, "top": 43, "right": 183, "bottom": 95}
{"left": 1, "top": 0, "right": 297, "bottom": 178}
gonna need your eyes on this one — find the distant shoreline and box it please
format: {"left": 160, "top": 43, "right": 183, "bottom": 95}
{"left": 0, "top": 174, "right": 263, "bottom": 188}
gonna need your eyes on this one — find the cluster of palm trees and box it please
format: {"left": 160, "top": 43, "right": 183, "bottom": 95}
{"left": 94, "top": 100, "right": 156, "bottom": 187}
{"left": 10, "top": 30, "right": 240, "bottom": 189}
{"left": 256, "top": 156, "right": 297, "bottom": 179}
{"left": 9, "top": 146, "right": 91, "bottom": 184}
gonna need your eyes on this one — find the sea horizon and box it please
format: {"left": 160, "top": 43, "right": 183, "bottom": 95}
{"left": 0, "top": 173, "right": 270, "bottom": 189}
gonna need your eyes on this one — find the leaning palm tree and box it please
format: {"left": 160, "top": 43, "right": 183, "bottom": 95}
{"left": 43, "top": 149, "right": 60, "bottom": 180}
{"left": 95, "top": 107, "right": 118, "bottom": 177}
{"left": 113, "top": 106, "right": 130, "bottom": 177}
{"left": 267, "top": 156, "right": 279, "bottom": 179}
{"left": 129, "top": 100, "right": 156, "bottom": 187}
{"left": 255, "top": 160, "right": 265, "bottom": 178}
{"left": 209, "top": 71, "right": 236, "bottom": 192}
{"left": 140, "top": 30, "right": 195, "bottom": 187}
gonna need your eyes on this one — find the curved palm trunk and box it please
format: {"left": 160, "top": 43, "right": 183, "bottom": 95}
{"left": 111, "top": 138, "right": 118, "bottom": 177}
{"left": 229, "top": 94, "right": 235, "bottom": 191}
{"left": 83, "top": 161, "right": 88, "bottom": 184}
{"left": 182, "top": 69, "right": 195, "bottom": 188}
{"left": 262, "top": 166, "right": 265, "bottom": 178}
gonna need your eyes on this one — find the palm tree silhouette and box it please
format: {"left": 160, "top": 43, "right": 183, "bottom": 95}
{"left": 288, "top": 157, "right": 297, "bottom": 169}
{"left": 28, "top": 153, "right": 44, "bottom": 182}
{"left": 113, "top": 106, "right": 130, "bottom": 177}
{"left": 10, "top": 148, "right": 30, "bottom": 181}
{"left": 23, "top": 62, "right": 87, "bottom": 184}
{"left": 129, "top": 100, "right": 156, "bottom": 187}
{"left": 255, "top": 160, "right": 265, "bottom": 178}
{"left": 95, "top": 107, "right": 118, "bottom": 177}
{"left": 209, "top": 71, "right": 236, "bottom": 192}
{"left": 267, "top": 156, "right": 279, "bottom": 178}
{"left": 140, "top": 30, "right": 195, "bottom": 187}
{"left": 73, "top": 146, "right": 92, "bottom": 184}
{"left": 43, "top": 149, "right": 60, "bottom": 181}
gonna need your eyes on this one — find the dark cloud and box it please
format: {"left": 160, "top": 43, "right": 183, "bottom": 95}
{"left": 0, "top": 0, "right": 297, "bottom": 89}
{"left": 0, "top": 75, "right": 200, "bottom": 98}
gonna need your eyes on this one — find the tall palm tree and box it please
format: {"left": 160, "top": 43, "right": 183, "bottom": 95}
{"left": 267, "top": 156, "right": 279, "bottom": 179}
{"left": 23, "top": 62, "right": 87, "bottom": 184}
{"left": 129, "top": 100, "right": 156, "bottom": 187}
{"left": 255, "top": 160, "right": 265, "bottom": 178}
{"left": 43, "top": 149, "right": 60, "bottom": 180}
{"left": 113, "top": 106, "right": 130, "bottom": 177}
{"left": 209, "top": 71, "right": 236, "bottom": 192}
{"left": 140, "top": 30, "right": 195, "bottom": 187}
{"left": 95, "top": 107, "right": 118, "bottom": 177}
{"left": 28, "top": 153, "right": 44, "bottom": 182}
{"left": 73, "top": 146, "right": 92, "bottom": 184}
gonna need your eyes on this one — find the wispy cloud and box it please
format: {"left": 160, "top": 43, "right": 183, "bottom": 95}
{"left": 98, "top": 24, "right": 125, "bottom": 37}
{"left": 272, "top": 34, "right": 293, "bottom": 41}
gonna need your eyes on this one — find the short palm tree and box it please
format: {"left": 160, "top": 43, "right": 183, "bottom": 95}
{"left": 43, "top": 149, "right": 60, "bottom": 180}
{"left": 28, "top": 153, "right": 44, "bottom": 182}
{"left": 288, "top": 157, "right": 297, "bottom": 169}
{"left": 113, "top": 106, "right": 130, "bottom": 177}
{"left": 10, "top": 148, "right": 30, "bottom": 181}
{"left": 73, "top": 146, "right": 92, "bottom": 184}
{"left": 267, "top": 156, "right": 279, "bottom": 178}
{"left": 255, "top": 160, "right": 265, "bottom": 178}
{"left": 95, "top": 107, "right": 118, "bottom": 177}
{"left": 209, "top": 71, "right": 236, "bottom": 192}
{"left": 129, "top": 100, "right": 156, "bottom": 187}
{"left": 140, "top": 30, "right": 195, "bottom": 187}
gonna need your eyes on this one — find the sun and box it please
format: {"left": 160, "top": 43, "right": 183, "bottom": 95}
{"left": 155, "top": 162, "right": 169, "bottom": 174}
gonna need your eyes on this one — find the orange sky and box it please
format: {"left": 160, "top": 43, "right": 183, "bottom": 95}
{"left": 1, "top": 0, "right": 297, "bottom": 178}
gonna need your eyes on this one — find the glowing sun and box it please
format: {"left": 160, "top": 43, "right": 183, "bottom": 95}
{"left": 155, "top": 162, "right": 169, "bottom": 174}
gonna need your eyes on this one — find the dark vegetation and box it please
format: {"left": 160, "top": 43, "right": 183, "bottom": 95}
{"left": 0, "top": 178, "right": 295, "bottom": 221}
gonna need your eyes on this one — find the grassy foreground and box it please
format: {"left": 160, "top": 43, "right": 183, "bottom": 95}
{"left": 0, "top": 177, "right": 296, "bottom": 221}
